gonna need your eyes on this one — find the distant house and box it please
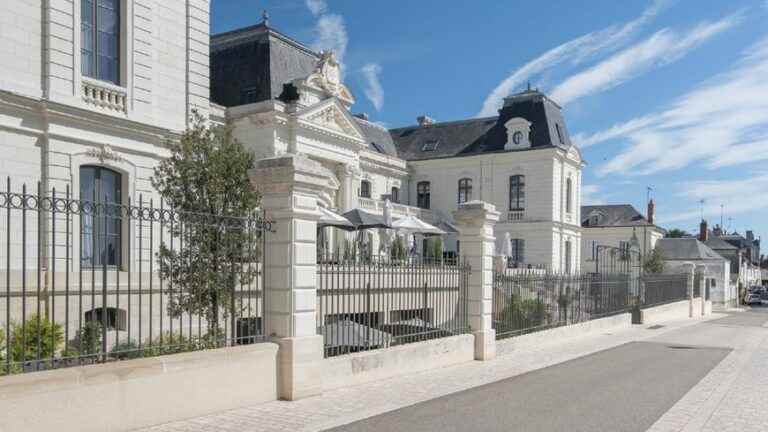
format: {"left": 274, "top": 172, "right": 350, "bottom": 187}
{"left": 654, "top": 238, "right": 734, "bottom": 309}
{"left": 701, "top": 222, "right": 762, "bottom": 291}
{"left": 581, "top": 201, "right": 665, "bottom": 273}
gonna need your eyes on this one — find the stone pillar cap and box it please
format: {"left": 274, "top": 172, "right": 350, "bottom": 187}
{"left": 453, "top": 200, "right": 500, "bottom": 224}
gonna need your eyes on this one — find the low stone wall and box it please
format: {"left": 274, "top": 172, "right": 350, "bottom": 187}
{"left": 321, "top": 334, "right": 475, "bottom": 391}
{"left": 0, "top": 343, "right": 279, "bottom": 432}
{"left": 496, "top": 313, "right": 632, "bottom": 357}
{"left": 638, "top": 300, "right": 691, "bottom": 324}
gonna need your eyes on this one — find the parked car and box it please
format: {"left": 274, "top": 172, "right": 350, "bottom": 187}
{"left": 745, "top": 293, "right": 762, "bottom": 305}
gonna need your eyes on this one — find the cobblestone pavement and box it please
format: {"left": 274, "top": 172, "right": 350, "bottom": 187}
{"left": 646, "top": 308, "right": 768, "bottom": 432}
{"left": 138, "top": 315, "right": 720, "bottom": 432}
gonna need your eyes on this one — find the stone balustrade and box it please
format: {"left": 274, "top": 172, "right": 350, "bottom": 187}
{"left": 81, "top": 78, "right": 128, "bottom": 113}
{"left": 358, "top": 197, "right": 434, "bottom": 222}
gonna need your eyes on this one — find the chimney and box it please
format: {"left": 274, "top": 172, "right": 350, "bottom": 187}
{"left": 647, "top": 199, "right": 655, "bottom": 225}
{"left": 699, "top": 220, "right": 708, "bottom": 242}
{"left": 747, "top": 230, "right": 755, "bottom": 242}
{"left": 417, "top": 115, "right": 435, "bottom": 126}
{"left": 713, "top": 224, "right": 723, "bottom": 236}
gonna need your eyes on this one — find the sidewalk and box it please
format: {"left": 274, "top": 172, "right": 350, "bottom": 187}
{"left": 647, "top": 311, "right": 768, "bottom": 432}
{"left": 138, "top": 315, "right": 718, "bottom": 432}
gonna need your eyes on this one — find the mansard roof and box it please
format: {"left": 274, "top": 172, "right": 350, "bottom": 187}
{"left": 581, "top": 204, "right": 653, "bottom": 228}
{"left": 210, "top": 22, "right": 320, "bottom": 107}
{"left": 354, "top": 117, "right": 399, "bottom": 157}
{"left": 389, "top": 90, "right": 573, "bottom": 161}
{"left": 704, "top": 236, "right": 739, "bottom": 251}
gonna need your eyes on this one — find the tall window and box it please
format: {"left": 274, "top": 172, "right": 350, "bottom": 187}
{"left": 564, "top": 240, "right": 573, "bottom": 274}
{"left": 390, "top": 187, "right": 399, "bottom": 204}
{"left": 565, "top": 177, "right": 573, "bottom": 214}
{"left": 509, "top": 239, "right": 525, "bottom": 264}
{"left": 359, "top": 180, "right": 371, "bottom": 198}
{"left": 80, "top": 166, "right": 122, "bottom": 267}
{"left": 81, "top": 0, "right": 121, "bottom": 85}
{"left": 417, "top": 181, "right": 431, "bottom": 209}
{"left": 457, "top": 178, "right": 472, "bottom": 204}
{"left": 509, "top": 175, "right": 525, "bottom": 211}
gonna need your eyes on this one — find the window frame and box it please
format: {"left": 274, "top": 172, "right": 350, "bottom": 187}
{"left": 565, "top": 177, "right": 573, "bottom": 214}
{"left": 416, "top": 181, "right": 431, "bottom": 209}
{"left": 457, "top": 178, "right": 472, "bottom": 204}
{"left": 510, "top": 238, "right": 525, "bottom": 264}
{"left": 359, "top": 180, "right": 371, "bottom": 199}
{"left": 81, "top": 0, "right": 122, "bottom": 85}
{"left": 509, "top": 175, "right": 525, "bottom": 211}
{"left": 390, "top": 186, "right": 399, "bottom": 204}
{"left": 80, "top": 165, "right": 123, "bottom": 269}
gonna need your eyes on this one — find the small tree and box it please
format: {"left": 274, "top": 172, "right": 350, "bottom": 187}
{"left": 153, "top": 112, "right": 261, "bottom": 338}
{"left": 426, "top": 237, "right": 443, "bottom": 262}
{"left": 643, "top": 248, "right": 666, "bottom": 274}
{"left": 63, "top": 321, "right": 103, "bottom": 357}
{"left": 666, "top": 229, "right": 690, "bottom": 238}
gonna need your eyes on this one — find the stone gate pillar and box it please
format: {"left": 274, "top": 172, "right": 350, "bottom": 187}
{"left": 696, "top": 264, "right": 707, "bottom": 317}
{"left": 684, "top": 263, "right": 695, "bottom": 318}
{"left": 250, "top": 154, "right": 327, "bottom": 400}
{"left": 453, "top": 201, "right": 499, "bottom": 361}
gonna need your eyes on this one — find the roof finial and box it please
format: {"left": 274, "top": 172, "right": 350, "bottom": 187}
{"left": 262, "top": 9, "right": 270, "bottom": 26}
{"left": 527, "top": 81, "right": 531, "bottom": 92}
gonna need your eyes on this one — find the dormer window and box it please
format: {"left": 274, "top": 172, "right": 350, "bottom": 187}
{"left": 421, "top": 140, "right": 439, "bottom": 152}
{"left": 371, "top": 142, "right": 384, "bottom": 153}
{"left": 504, "top": 118, "right": 532, "bottom": 150}
{"left": 587, "top": 213, "right": 602, "bottom": 226}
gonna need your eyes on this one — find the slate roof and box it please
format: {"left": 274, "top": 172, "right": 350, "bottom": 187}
{"left": 581, "top": 205, "right": 654, "bottom": 228}
{"left": 389, "top": 90, "right": 572, "bottom": 161}
{"left": 354, "top": 117, "right": 399, "bottom": 157}
{"left": 704, "top": 236, "right": 739, "bottom": 251}
{"left": 655, "top": 238, "right": 726, "bottom": 261}
{"left": 210, "top": 22, "right": 319, "bottom": 107}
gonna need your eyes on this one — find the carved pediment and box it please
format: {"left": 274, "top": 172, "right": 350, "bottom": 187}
{"left": 299, "top": 100, "right": 365, "bottom": 141}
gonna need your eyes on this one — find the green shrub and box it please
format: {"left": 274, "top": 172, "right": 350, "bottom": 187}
{"left": 0, "top": 328, "right": 5, "bottom": 362}
{"left": 63, "top": 321, "right": 103, "bottom": 358}
{"left": 426, "top": 237, "right": 443, "bottom": 262}
{"left": 498, "top": 296, "right": 547, "bottom": 333}
{"left": 9, "top": 315, "right": 63, "bottom": 362}
{"left": 390, "top": 236, "right": 407, "bottom": 262}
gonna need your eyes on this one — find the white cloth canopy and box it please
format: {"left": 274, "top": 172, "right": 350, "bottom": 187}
{"left": 391, "top": 215, "right": 445, "bottom": 235}
{"left": 318, "top": 206, "right": 355, "bottom": 230}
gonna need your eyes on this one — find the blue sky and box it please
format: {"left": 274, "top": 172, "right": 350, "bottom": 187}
{"left": 212, "top": 0, "right": 768, "bottom": 244}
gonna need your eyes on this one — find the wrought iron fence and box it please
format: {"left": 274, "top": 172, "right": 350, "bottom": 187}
{"left": 492, "top": 270, "right": 634, "bottom": 339}
{"left": 594, "top": 244, "right": 642, "bottom": 275}
{"left": 0, "top": 179, "right": 272, "bottom": 375}
{"left": 640, "top": 274, "right": 689, "bottom": 308}
{"left": 316, "top": 254, "right": 470, "bottom": 358}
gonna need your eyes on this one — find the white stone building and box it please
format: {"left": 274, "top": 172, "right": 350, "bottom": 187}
{"left": 210, "top": 19, "right": 585, "bottom": 273}
{"left": 580, "top": 202, "right": 665, "bottom": 273}
{"left": 0, "top": 7, "right": 585, "bottom": 277}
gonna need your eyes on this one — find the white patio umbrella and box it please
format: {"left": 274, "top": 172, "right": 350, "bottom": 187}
{"left": 502, "top": 232, "right": 513, "bottom": 257}
{"left": 391, "top": 215, "right": 445, "bottom": 236}
{"left": 379, "top": 199, "right": 394, "bottom": 255}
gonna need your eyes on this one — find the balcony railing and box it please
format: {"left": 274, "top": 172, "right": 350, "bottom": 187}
{"left": 358, "top": 197, "right": 434, "bottom": 222}
{"left": 507, "top": 210, "right": 525, "bottom": 222}
{"left": 81, "top": 78, "right": 127, "bottom": 113}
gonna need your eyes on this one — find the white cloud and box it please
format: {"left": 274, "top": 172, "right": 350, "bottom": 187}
{"left": 310, "top": 14, "right": 348, "bottom": 71}
{"left": 550, "top": 14, "right": 740, "bottom": 106}
{"left": 582, "top": 184, "right": 607, "bottom": 205}
{"left": 305, "top": 0, "right": 327, "bottom": 16}
{"left": 361, "top": 63, "right": 384, "bottom": 111}
{"left": 476, "top": 0, "right": 670, "bottom": 117}
{"left": 574, "top": 35, "right": 768, "bottom": 176}
{"left": 660, "top": 174, "right": 768, "bottom": 224}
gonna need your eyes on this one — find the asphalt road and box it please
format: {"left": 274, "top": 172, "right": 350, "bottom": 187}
{"left": 325, "top": 316, "right": 753, "bottom": 432}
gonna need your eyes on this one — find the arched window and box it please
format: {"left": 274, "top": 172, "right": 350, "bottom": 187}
{"left": 509, "top": 175, "right": 525, "bottom": 211}
{"left": 457, "top": 178, "right": 472, "bottom": 204}
{"left": 359, "top": 180, "right": 371, "bottom": 198}
{"left": 80, "top": 166, "right": 122, "bottom": 267}
{"left": 417, "top": 181, "right": 431, "bottom": 209}
{"left": 81, "top": 0, "right": 121, "bottom": 84}
{"left": 391, "top": 186, "right": 399, "bottom": 204}
{"left": 565, "top": 177, "right": 573, "bottom": 214}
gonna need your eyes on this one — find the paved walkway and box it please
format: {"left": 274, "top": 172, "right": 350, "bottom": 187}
{"left": 138, "top": 315, "right": 723, "bottom": 432}
{"left": 646, "top": 309, "right": 768, "bottom": 432}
